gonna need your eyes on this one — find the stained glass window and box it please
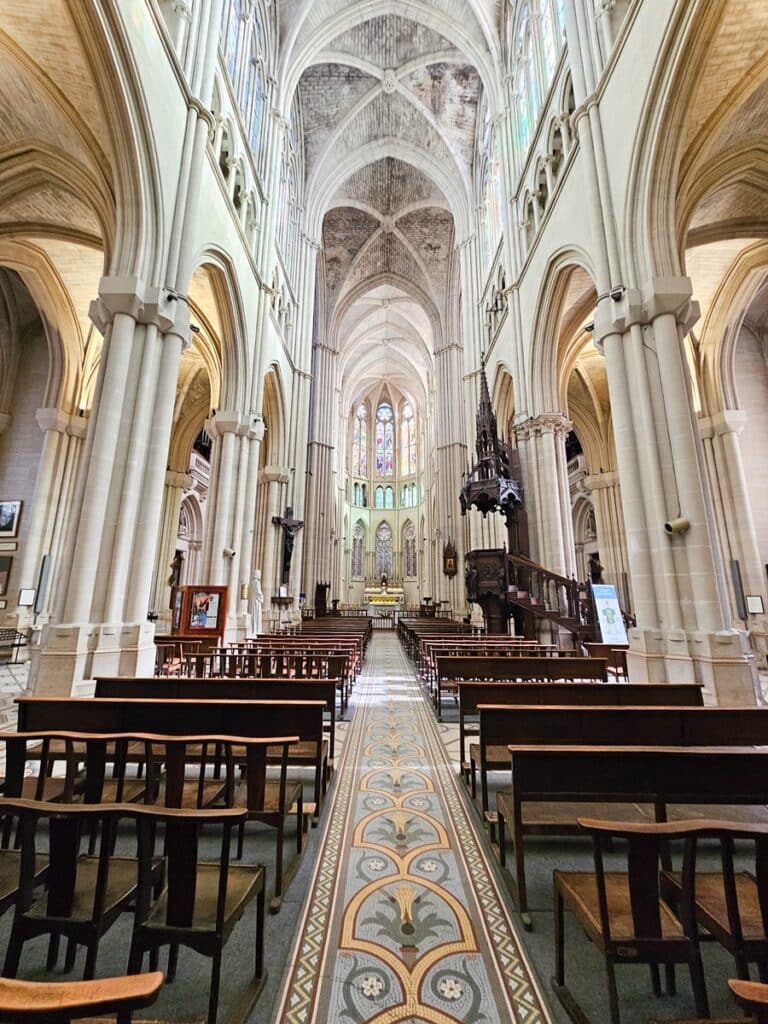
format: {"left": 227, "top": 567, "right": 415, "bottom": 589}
{"left": 399, "top": 402, "right": 417, "bottom": 476}
{"left": 404, "top": 523, "right": 417, "bottom": 577}
{"left": 352, "top": 402, "right": 367, "bottom": 477}
{"left": 375, "top": 522, "right": 393, "bottom": 577}
{"left": 374, "top": 486, "right": 384, "bottom": 509}
{"left": 540, "top": 0, "right": 557, "bottom": 77}
{"left": 385, "top": 486, "right": 394, "bottom": 509}
{"left": 375, "top": 403, "right": 394, "bottom": 477}
{"left": 556, "top": 0, "right": 567, "bottom": 38}
{"left": 221, "top": 0, "right": 242, "bottom": 80}
{"left": 351, "top": 522, "right": 364, "bottom": 578}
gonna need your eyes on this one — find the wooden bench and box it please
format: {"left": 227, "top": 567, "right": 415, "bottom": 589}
{"left": 420, "top": 640, "right": 555, "bottom": 694}
{"left": 94, "top": 677, "right": 341, "bottom": 760}
{"left": 457, "top": 681, "right": 704, "bottom": 771}
{"left": 473, "top": 704, "right": 768, "bottom": 817}
{"left": 15, "top": 697, "right": 329, "bottom": 822}
{"left": 495, "top": 745, "right": 768, "bottom": 927}
{"left": 434, "top": 655, "right": 608, "bottom": 716}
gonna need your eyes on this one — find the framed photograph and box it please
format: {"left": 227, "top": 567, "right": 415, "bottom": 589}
{"left": 189, "top": 590, "right": 221, "bottom": 631}
{"left": 18, "top": 588, "right": 35, "bottom": 607}
{"left": 0, "top": 501, "right": 22, "bottom": 539}
{"left": 746, "top": 595, "right": 765, "bottom": 615}
{"left": 0, "top": 556, "right": 10, "bottom": 596}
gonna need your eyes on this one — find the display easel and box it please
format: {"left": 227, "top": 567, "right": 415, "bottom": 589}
{"left": 170, "top": 585, "right": 228, "bottom": 644}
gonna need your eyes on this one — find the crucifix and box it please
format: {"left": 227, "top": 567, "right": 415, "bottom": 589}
{"left": 272, "top": 505, "right": 304, "bottom": 586}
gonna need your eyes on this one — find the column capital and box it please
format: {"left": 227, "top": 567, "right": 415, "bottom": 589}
{"left": 88, "top": 277, "right": 191, "bottom": 344}
{"left": 260, "top": 465, "right": 290, "bottom": 484}
{"left": 698, "top": 408, "right": 747, "bottom": 439}
{"left": 515, "top": 412, "right": 572, "bottom": 441}
{"left": 35, "top": 407, "right": 71, "bottom": 434}
{"left": 206, "top": 410, "right": 246, "bottom": 437}
{"left": 594, "top": 276, "right": 700, "bottom": 347}
{"left": 165, "top": 469, "right": 193, "bottom": 489}
{"left": 585, "top": 470, "right": 618, "bottom": 491}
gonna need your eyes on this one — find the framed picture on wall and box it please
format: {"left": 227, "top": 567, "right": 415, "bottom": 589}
{"left": 0, "top": 556, "right": 10, "bottom": 596}
{"left": 189, "top": 590, "right": 221, "bottom": 631}
{"left": 0, "top": 501, "right": 22, "bottom": 539}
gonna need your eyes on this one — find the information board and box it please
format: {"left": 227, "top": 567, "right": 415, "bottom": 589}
{"left": 591, "top": 583, "right": 628, "bottom": 645}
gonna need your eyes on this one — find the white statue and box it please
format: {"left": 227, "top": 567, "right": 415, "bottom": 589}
{"left": 248, "top": 569, "right": 264, "bottom": 637}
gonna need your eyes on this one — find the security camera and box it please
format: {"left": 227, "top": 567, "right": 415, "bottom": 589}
{"left": 223, "top": 547, "right": 236, "bottom": 558}
{"left": 664, "top": 517, "right": 690, "bottom": 536}
{"left": 610, "top": 287, "right": 625, "bottom": 301}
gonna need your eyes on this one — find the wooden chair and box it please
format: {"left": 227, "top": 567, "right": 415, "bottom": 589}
{"left": 126, "top": 805, "right": 265, "bottom": 1024}
{"left": 0, "top": 971, "right": 164, "bottom": 1023}
{"left": 552, "top": 818, "right": 710, "bottom": 1024}
{"left": 661, "top": 821, "right": 768, "bottom": 984}
{"left": 140, "top": 734, "right": 235, "bottom": 810}
{"left": 0, "top": 800, "right": 142, "bottom": 980}
{"left": 732, "top": 979, "right": 768, "bottom": 1023}
{"left": 233, "top": 737, "right": 305, "bottom": 912}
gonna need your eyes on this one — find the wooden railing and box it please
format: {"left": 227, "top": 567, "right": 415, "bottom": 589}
{"left": 505, "top": 553, "right": 597, "bottom": 636}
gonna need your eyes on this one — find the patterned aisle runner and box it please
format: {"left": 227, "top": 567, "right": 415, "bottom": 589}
{"left": 275, "top": 634, "right": 551, "bottom": 1024}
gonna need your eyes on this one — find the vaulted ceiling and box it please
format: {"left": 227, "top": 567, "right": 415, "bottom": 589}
{"left": 287, "top": 4, "right": 494, "bottom": 412}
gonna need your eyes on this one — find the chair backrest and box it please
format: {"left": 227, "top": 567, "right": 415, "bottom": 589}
{"left": 240, "top": 738, "right": 298, "bottom": 814}
{"left": 131, "top": 805, "right": 247, "bottom": 934}
{"left": 578, "top": 817, "right": 768, "bottom": 946}
{"left": 578, "top": 818, "right": 708, "bottom": 943}
{"left": 1, "top": 733, "right": 81, "bottom": 805}
{"left": 0, "top": 799, "right": 121, "bottom": 924}
{"left": 136, "top": 734, "right": 236, "bottom": 810}
{"left": 715, "top": 824, "right": 768, "bottom": 949}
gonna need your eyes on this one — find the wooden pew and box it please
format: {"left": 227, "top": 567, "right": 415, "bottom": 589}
{"left": 16, "top": 698, "right": 329, "bottom": 821}
{"left": 94, "top": 677, "right": 340, "bottom": 760}
{"left": 472, "top": 704, "right": 768, "bottom": 817}
{"left": 494, "top": 745, "right": 768, "bottom": 927}
{"left": 420, "top": 639, "right": 555, "bottom": 693}
{"left": 434, "top": 655, "right": 608, "bottom": 716}
{"left": 456, "top": 681, "right": 704, "bottom": 772}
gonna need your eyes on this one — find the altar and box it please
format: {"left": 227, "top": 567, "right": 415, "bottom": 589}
{"left": 363, "top": 582, "right": 404, "bottom": 618}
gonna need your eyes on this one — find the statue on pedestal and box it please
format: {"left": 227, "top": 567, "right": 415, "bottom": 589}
{"left": 248, "top": 569, "right": 264, "bottom": 637}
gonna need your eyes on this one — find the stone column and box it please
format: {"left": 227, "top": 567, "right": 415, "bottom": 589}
{"left": 585, "top": 469, "right": 630, "bottom": 599}
{"left": 594, "top": 280, "right": 758, "bottom": 702}
{"left": 14, "top": 409, "right": 73, "bottom": 629}
{"left": 701, "top": 410, "right": 768, "bottom": 662}
{"left": 259, "top": 467, "right": 289, "bottom": 607}
{"left": 235, "top": 417, "right": 266, "bottom": 628}
{"left": 515, "top": 413, "right": 575, "bottom": 576}
{"left": 152, "top": 469, "right": 193, "bottom": 625}
{"left": 30, "top": 280, "right": 190, "bottom": 692}
{"left": 202, "top": 411, "right": 242, "bottom": 587}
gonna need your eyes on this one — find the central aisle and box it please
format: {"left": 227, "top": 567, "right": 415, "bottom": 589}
{"left": 275, "top": 634, "right": 551, "bottom": 1024}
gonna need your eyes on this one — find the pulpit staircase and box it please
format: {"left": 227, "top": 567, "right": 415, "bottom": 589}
{"left": 505, "top": 552, "right": 598, "bottom": 642}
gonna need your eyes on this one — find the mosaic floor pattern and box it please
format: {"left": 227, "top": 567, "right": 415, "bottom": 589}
{"left": 274, "top": 634, "right": 551, "bottom": 1024}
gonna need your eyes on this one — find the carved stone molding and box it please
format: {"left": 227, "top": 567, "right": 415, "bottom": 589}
{"left": 515, "top": 412, "right": 572, "bottom": 441}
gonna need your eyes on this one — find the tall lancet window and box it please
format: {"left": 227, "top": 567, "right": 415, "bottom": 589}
{"left": 375, "top": 402, "right": 394, "bottom": 477}
{"left": 375, "top": 522, "right": 393, "bottom": 577}
{"left": 400, "top": 402, "right": 417, "bottom": 476}
{"left": 220, "top": 0, "right": 242, "bottom": 79}
{"left": 351, "top": 522, "right": 364, "bottom": 578}
{"left": 404, "top": 522, "right": 417, "bottom": 577}
{"left": 352, "top": 402, "right": 368, "bottom": 476}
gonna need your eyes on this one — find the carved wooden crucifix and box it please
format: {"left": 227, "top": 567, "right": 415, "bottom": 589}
{"left": 272, "top": 505, "right": 304, "bottom": 586}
